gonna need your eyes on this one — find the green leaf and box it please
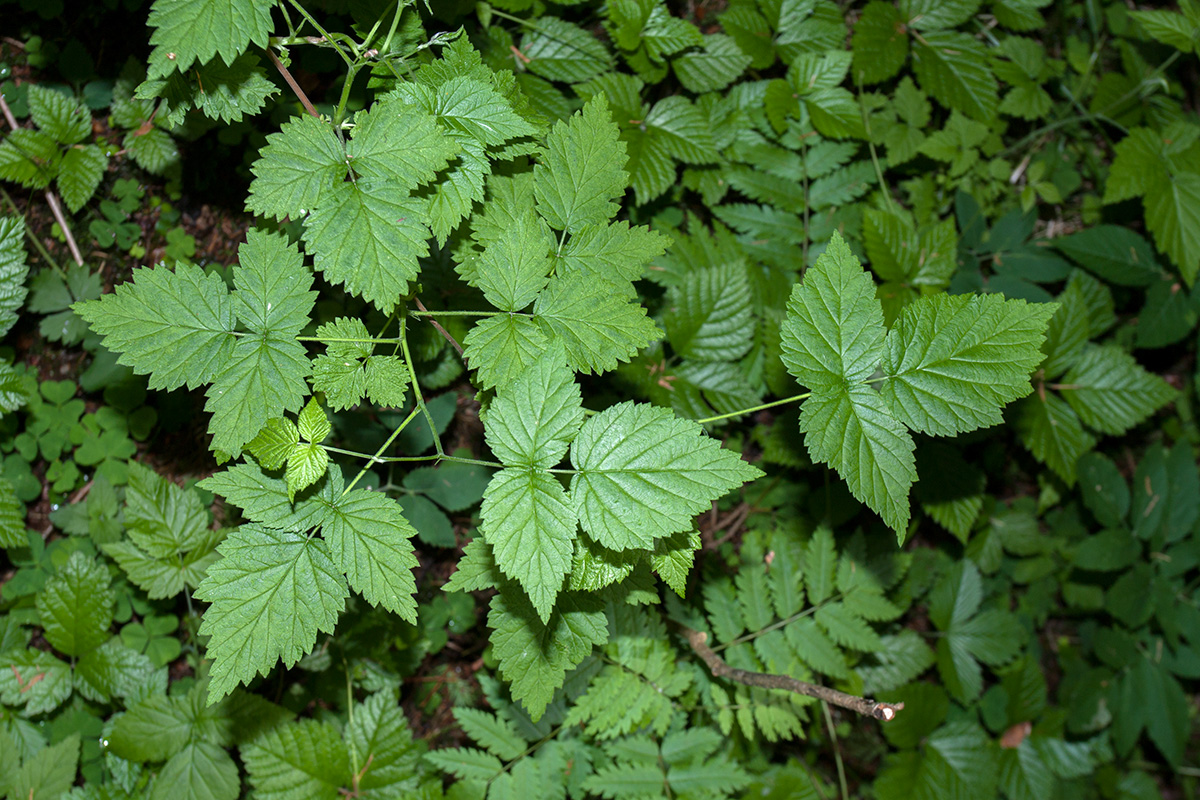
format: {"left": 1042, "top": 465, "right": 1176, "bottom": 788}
{"left": 424, "top": 747, "right": 503, "bottom": 782}
{"left": 533, "top": 272, "right": 659, "bottom": 375}
{"left": 204, "top": 333, "right": 310, "bottom": 457}
{"left": 246, "top": 114, "right": 345, "bottom": 222}
{"left": 1130, "top": 8, "right": 1200, "bottom": 53}
{"left": 125, "top": 126, "right": 181, "bottom": 174}
{"left": 8, "top": 733, "right": 78, "bottom": 800}
{"left": 28, "top": 85, "right": 89, "bottom": 144}
{"left": 233, "top": 230, "right": 316, "bottom": 336}
{"left": 286, "top": 443, "right": 328, "bottom": 501}
{"left": 1053, "top": 225, "right": 1160, "bottom": 287}
{"left": 570, "top": 401, "right": 761, "bottom": 550}
{"left": 200, "top": 460, "right": 330, "bottom": 533}
{"left": 151, "top": 741, "right": 239, "bottom": 800}
{"left": 147, "top": 0, "right": 272, "bottom": 73}
{"left": 74, "top": 262, "right": 236, "bottom": 391}
{"left": 0, "top": 216, "right": 29, "bottom": 340}
{"left": 800, "top": 385, "right": 916, "bottom": 535}
{"left": 36, "top": 551, "right": 113, "bottom": 657}
{"left": 347, "top": 97, "right": 460, "bottom": 188}
{"left": 1014, "top": 391, "right": 1095, "bottom": 485}
{"left": 880, "top": 293, "right": 1057, "bottom": 436}
{"left": 558, "top": 220, "right": 670, "bottom": 284}
{"left": 346, "top": 691, "right": 421, "bottom": 791}
{"left": 664, "top": 264, "right": 754, "bottom": 362}
{"left": 902, "top": 0, "right": 982, "bottom": 29}
{"left": 475, "top": 212, "right": 554, "bottom": 312}
{"left": 535, "top": 94, "right": 627, "bottom": 234}
{"left": 0, "top": 649, "right": 72, "bottom": 715}
{"left": 485, "top": 345, "right": 583, "bottom": 469}
{"left": 489, "top": 587, "right": 608, "bottom": 720}
{"left": 673, "top": 34, "right": 751, "bottom": 93}
{"left": 650, "top": 530, "right": 701, "bottom": 596}
{"left": 321, "top": 481, "right": 419, "bottom": 621}
{"left": 1038, "top": 279, "right": 1089, "bottom": 380}
{"left": 912, "top": 30, "right": 998, "bottom": 120}
{"left": 521, "top": 17, "right": 614, "bottom": 84}
{"left": 781, "top": 232, "right": 885, "bottom": 392}
{"left": 248, "top": 418, "right": 299, "bottom": 470}
{"left": 303, "top": 180, "right": 430, "bottom": 315}
{"left": 58, "top": 145, "right": 108, "bottom": 213}
{"left": 1143, "top": 169, "right": 1200, "bottom": 286}
{"left": 1059, "top": 344, "right": 1176, "bottom": 436}
{"left": 451, "top": 707, "right": 526, "bottom": 761}
{"left": 242, "top": 718, "right": 349, "bottom": 799}
{"left": 141, "top": 52, "right": 277, "bottom": 126}
{"left": 0, "top": 129, "right": 59, "bottom": 189}
{"left": 482, "top": 469, "right": 577, "bottom": 622}
{"left": 463, "top": 314, "right": 548, "bottom": 391}
{"left": 0, "top": 476, "right": 23, "bottom": 548}
{"left": 75, "top": 639, "right": 156, "bottom": 702}
{"left": 195, "top": 524, "right": 349, "bottom": 702}
{"left": 852, "top": 1, "right": 909, "bottom": 84}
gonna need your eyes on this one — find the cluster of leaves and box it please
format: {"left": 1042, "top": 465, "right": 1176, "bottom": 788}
{"left": 0, "top": 0, "right": 1197, "bottom": 799}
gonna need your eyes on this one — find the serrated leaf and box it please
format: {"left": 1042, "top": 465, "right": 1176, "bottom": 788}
{"left": 1144, "top": 169, "right": 1200, "bottom": 285}
{"left": 463, "top": 314, "right": 548, "bottom": 391}
{"left": 142, "top": 52, "right": 277, "bottom": 126}
{"left": 880, "top": 293, "right": 1056, "bottom": 436}
{"left": 535, "top": 94, "right": 627, "bottom": 234}
{"left": 650, "top": 530, "right": 700, "bottom": 596}
{"left": 285, "top": 442, "right": 328, "bottom": 501}
{"left": 37, "top": 551, "right": 114, "bottom": 657}
{"left": 303, "top": 180, "right": 429, "bottom": 315}
{"left": 0, "top": 216, "right": 29, "bottom": 340}
{"left": 246, "top": 115, "right": 345, "bottom": 221}
{"left": 0, "top": 129, "right": 59, "bottom": 189}
{"left": 1130, "top": 7, "right": 1199, "bottom": 53}
{"left": 570, "top": 401, "right": 761, "bottom": 550}
{"left": 1014, "top": 391, "right": 1095, "bottom": 485}
{"left": 853, "top": 1, "right": 909, "bottom": 84}
{"left": 200, "top": 460, "right": 329, "bottom": 533}
{"left": 248, "top": 418, "right": 299, "bottom": 470}
{"left": 522, "top": 17, "right": 614, "bottom": 84}
{"left": 489, "top": 588, "right": 608, "bottom": 720}
{"left": 1058, "top": 344, "right": 1176, "bottom": 436}
{"left": 800, "top": 385, "right": 916, "bottom": 535}
{"left": 664, "top": 264, "right": 754, "bottom": 362}
{"left": 912, "top": 30, "right": 998, "bottom": 120}
{"left": 8, "top": 733, "right": 79, "bottom": 800}
{"left": 475, "top": 212, "right": 554, "bottom": 311}
{"left": 204, "top": 333, "right": 309, "bottom": 457}
{"left": 533, "top": 272, "right": 659, "bottom": 375}
{"left": 321, "top": 485, "right": 419, "bottom": 621}
{"left": 233, "top": 230, "right": 316, "bottom": 336}
{"left": 485, "top": 344, "right": 583, "bottom": 468}
{"left": 559, "top": 220, "right": 670, "bottom": 284}
{"left": 75, "top": 263, "right": 235, "bottom": 391}
{"left": 150, "top": 741, "right": 239, "bottom": 800}
{"left": 75, "top": 638, "right": 156, "bottom": 703}
{"left": 363, "top": 356, "right": 408, "bottom": 408}
{"left": 482, "top": 470, "right": 578, "bottom": 621}
{"left": 58, "top": 145, "right": 107, "bottom": 213}
{"left": 346, "top": 691, "right": 421, "bottom": 791}
{"left": 0, "top": 649, "right": 72, "bottom": 715}
{"left": 242, "top": 718, "right": 349, "bottom": 799}
{"left": 781, "top": 232, "right": 885, "bottom": 391}
{"left": 195, "top": 524, "right": 349, "bottom": 702}
{"left": 424, "top": 747, "right": 503, "bottom": 782}
{"left": 452, "top": 707, "right": 527, "bottom": 761}
{"left": 147, "top": 0, "right": 272, "bottom": 73}
{"left": 673, "top": 34, "right": 751, "bottom": 93}
{"left": 28, "top": 85, "right": 89, "bottom": 144}
{"left": 1053, "top": 225, "right": 1160, "bottom": 287}
{"left": 126, "top": 126, "right": 180, "bottom": 175}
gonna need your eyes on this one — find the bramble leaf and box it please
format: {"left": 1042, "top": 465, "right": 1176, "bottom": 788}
{"left": 533, "top": 272, "right": 660, "bottom": 375}
{"left": 912, "top": 30, "right": 998, "bottom": 120}
{"left": 37, "top": 551, "right": 114, "bottom": 657}
{"left": 147, "top": 0, "right": 272, "bottom": 74}
{"left": 570, "top": 401, "right": 762, "bottom": 550}
{"left": 1059, "top": 344, "right": 1176, "bottom": 436}
{"left": 535, "top": 94, "right": 627, "bottom": 234}
{"left": 485, "top": 345, "right": 583, "bottom": 469}
{"left": 195, "top": 524, "right": 349, "bottom": 703}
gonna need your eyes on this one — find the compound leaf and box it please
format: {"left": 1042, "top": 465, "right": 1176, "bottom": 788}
{"left": 664, "top": 264, "right": 754, "bottom": 362}
{"left": 1059, "top": 344, "right": 1176, "bottom": 436}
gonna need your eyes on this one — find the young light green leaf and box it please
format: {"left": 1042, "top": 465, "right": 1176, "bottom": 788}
{"left": 247, "top": 418, "right": 299, "bottom": 470}
{"left": 534, "top": 94, "right": 627, "bottom": 234}
{"left": 320, "top": 485, "right": 419, "bottom": 621}
{"left": 489, "top": 587, "right": 608, "bottom": 721}
{"left": 1059, "top": 344, "right": 1176, "bottom": 436}
{"left": 200, "top": 460, "right": 329, "bottom": 533}
{"left": 37, "top": 551, "right": 114, "bottom": 657}
{"left": 800, "top": 385, "right": 916, "bottom": 535}
{"left": 485, "top": 344, "right": 583, "bottom": 468}
{"left": 481, "top": 469, "right": 576, "bottom": 623}
{"left": 880, "top": 294, "right": 1056, "bottom": 436}
{"left": 345, "top": 691, "right": 422, "bottom": 791}
{"left": 781, "top": 232, "right": 885, "bottom": 391}
{"left": 285, "top": 443, "right": 328, "bottom": 501}
{"left": 74, "top": 263, "right": 236, "bottom": 391}
{"left": 571, "top": 401, "right": 762, "bottom": 550}
{"left": 533, "top": 272, "right": 660, "bottom": 375}
{"left": 195, "top": 524, "right": 349, "bottom": 702}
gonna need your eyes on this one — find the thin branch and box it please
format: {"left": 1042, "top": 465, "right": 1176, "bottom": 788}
{"left": 43, "top": 190, "right": 83, "bottom": 265}
{"left": 413, "top": 296, "right": 463, "bottom": 356}
{"left": 265, "top": 47, "right": 320, "bottom": 118}
{"left": 682, "top": 627, "right": 904, "bottom": 722}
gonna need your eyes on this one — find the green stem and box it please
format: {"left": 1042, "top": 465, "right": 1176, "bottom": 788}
{"left": 409, "top": 308, "right": 503, "bottom": 318}
{"left": 296, "top": 336, "right": 400, "bottom": 345}
{"left": 856, "top": 76, "right": 894, "bottom": 213}
{"left": 285, "top": 0, "right": 356, "bottom": 68}
{"left": 0, "top": 187, "right": 64, "bottom": 276}
{"left": 379, "top": 0, "right": 405, "bottom": 54}
{"left": 823, "top": 702, "right": 850, "bottom": 800}
{"left": 341, "top": 403, "right": 422, "bottom": 497}
{"left": 694, "top": 393, "right": 811, "bottom": 425}
{"left": 400, "top": 318, "right": 445, "bottom": 459}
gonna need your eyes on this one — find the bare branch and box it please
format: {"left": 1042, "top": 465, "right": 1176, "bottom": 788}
{"left": 682, "top": 626, "right": 904, "bottom": 722}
